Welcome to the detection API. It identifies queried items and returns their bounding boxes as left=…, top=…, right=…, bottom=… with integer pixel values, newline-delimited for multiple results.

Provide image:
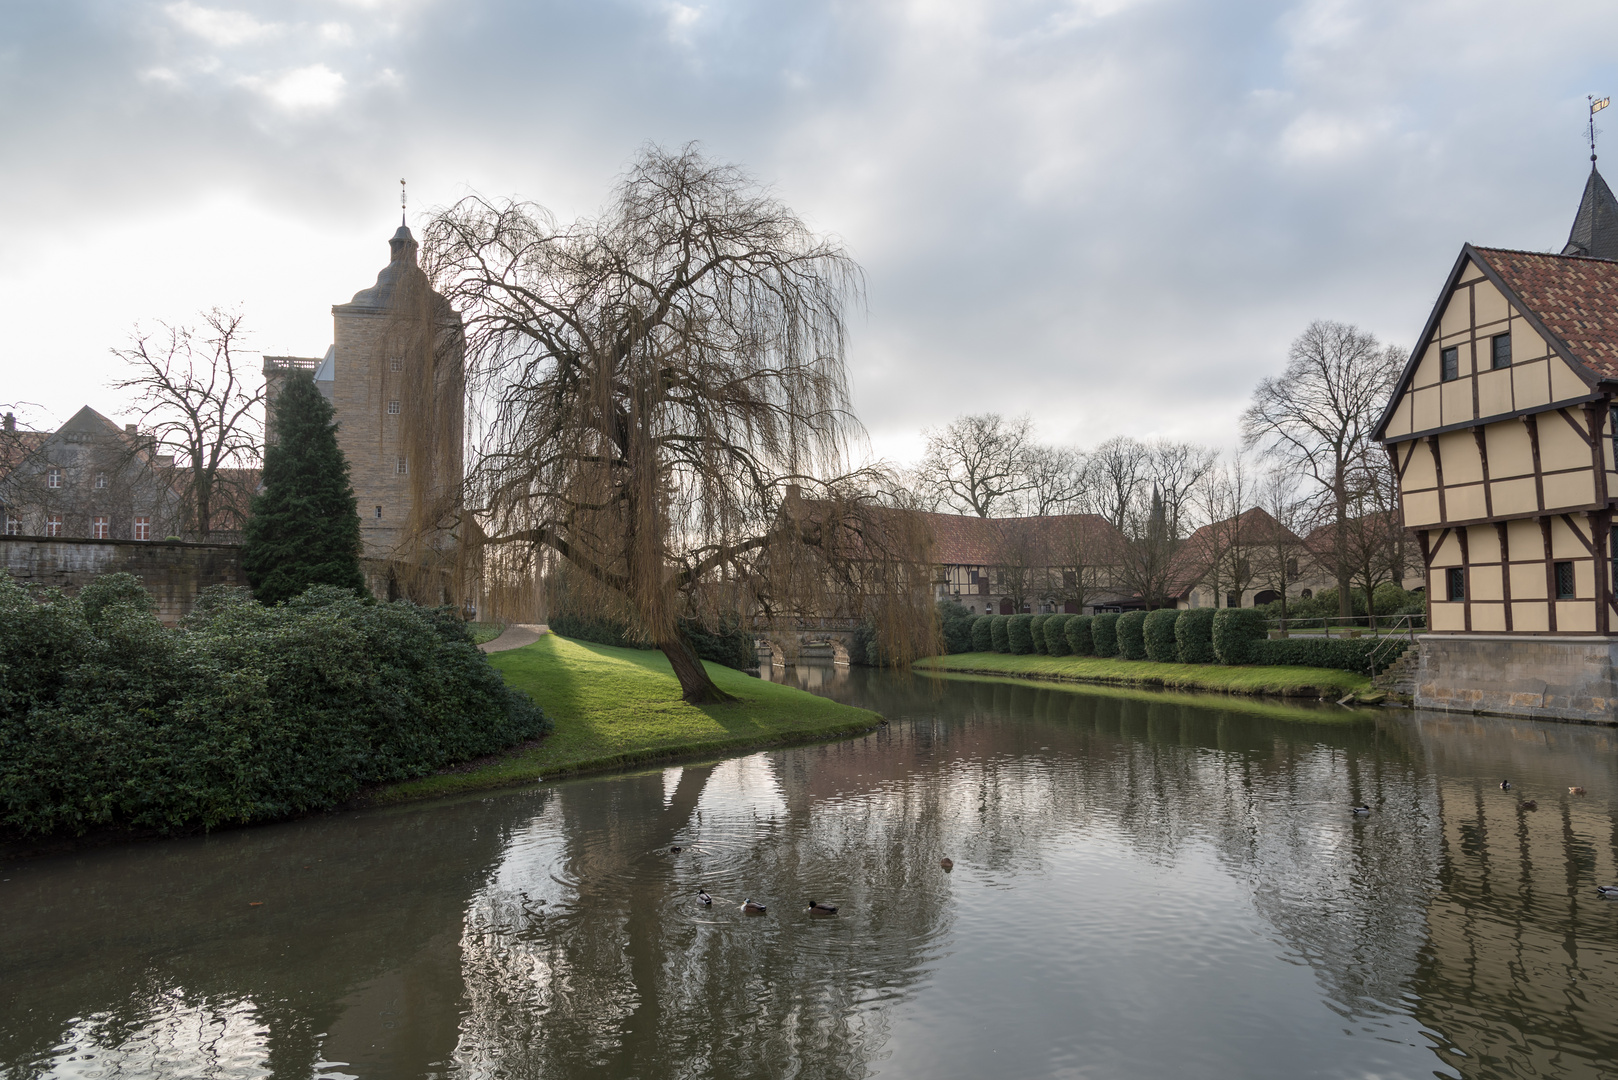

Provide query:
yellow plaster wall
left=1413, top=386, right=1441, bottom=430
left=1537, top=414, right=1590, bottom=471
left=1474, top=280, right=1509, bottom=325
left=1469, top=564, right=1503, bottom=601
left=1510, top=320, right=1547, bottom=361
left=1511, top=601, right=1550, bottom=631
left=1471, top=603, right=1507, bottom=631
left=1509, top=561, right=1547, bottom=601
left=1447, top=485, right=1487, bottom=520
left=1550, top=357, right=1589, bottom=401
left=1467, top=524, right=1502, bottom=562
left=1556, top=601, right=1596, bottom=632
left=1484, top=420, right=1532, bottom=475
left=1490, top=477, right=1537, bottom=516
left=1478, top=369, right=1513, bottom=417
left=1431, top=602, right=1465, bottom=631
left=1439, top=292, right=1470, bottom=338
left=1542, top=471, right=1595, bottom=510
left=1513, top=360, right=1550, bottom=409
left=1438, top=431, right=1482, bottom=483
left=1404, top=491, right=1441, bottom=526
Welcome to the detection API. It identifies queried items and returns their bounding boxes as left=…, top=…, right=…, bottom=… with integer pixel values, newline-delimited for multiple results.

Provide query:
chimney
left=3, top=413, right=13, bottom=434
left=124, top=423, right=137, bottom=435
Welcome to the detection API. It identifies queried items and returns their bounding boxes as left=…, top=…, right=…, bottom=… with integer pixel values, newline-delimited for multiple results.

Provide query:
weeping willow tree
left=418, top=145, right=937, bottom=702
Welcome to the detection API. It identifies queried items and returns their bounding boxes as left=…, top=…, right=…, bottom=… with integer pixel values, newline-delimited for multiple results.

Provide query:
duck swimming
left=1570, top=786, right=1588, bottom=795
left=1597, top=885, right=1618, bottom=899
left=742, top=899, right=767, bottom=915
left=1499, top=780, right=1512, bottom=790
left=1521, top=799, right=1538, bottom=811
left=807, top=900, right=839, bottom=916
left=939, top=857, right=954, bottom=871
left=670, top=846, right=683, bottom=855
left=697, top=889, right=712, bottom=906
left=1351, top=805, right=1371, bottom=815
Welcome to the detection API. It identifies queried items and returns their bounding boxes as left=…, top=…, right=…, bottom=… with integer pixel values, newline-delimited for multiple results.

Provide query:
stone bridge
left=753, top=619, right=861, bottom=666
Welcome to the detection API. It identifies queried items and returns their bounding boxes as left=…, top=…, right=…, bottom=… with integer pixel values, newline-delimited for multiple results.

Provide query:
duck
left=1351, top=805, right=1371, bottom=815
left=669, top=846, right=683, bottom=855
left=1597, top=885, right=1618, bottom=899
left=1522, top=800, right=1538, bottom=811
left=1499, top=780, right=1512, bottom=790
left=1570, top=786, right=1588, bottom=796
left=697, top=889, right=712, bottom=906
left=939, top=857, right=954, bottom=872
left=742, top=899, right=767, bottom=915
left=807, top=900, right=839, bottom=916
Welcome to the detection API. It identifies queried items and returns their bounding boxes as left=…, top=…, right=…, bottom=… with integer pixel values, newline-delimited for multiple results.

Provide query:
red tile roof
left=1473, top=247, right=1618, bottom=380
left=921, top=511, right=1122, bottom=567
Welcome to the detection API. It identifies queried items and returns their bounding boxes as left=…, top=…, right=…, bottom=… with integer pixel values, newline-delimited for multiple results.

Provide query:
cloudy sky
left=4, top=0, right=1616, bottom=464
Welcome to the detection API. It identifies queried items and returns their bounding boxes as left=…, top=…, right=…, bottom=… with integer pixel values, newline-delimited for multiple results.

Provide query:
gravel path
left=478, top=624, right=549, bottom=653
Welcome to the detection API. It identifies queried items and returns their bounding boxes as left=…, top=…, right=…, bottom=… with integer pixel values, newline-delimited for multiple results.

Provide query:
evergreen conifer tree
left=242, top=373, right=369, bottom=604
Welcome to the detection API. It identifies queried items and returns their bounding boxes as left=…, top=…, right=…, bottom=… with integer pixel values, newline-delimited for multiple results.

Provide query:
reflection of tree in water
left=0, top=795, right=532, bottom=1078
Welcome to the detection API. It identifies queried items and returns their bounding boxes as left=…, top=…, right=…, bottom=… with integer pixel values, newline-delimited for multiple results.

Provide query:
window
left=1062, top=570, right=1076, bottom=588
left=46, top=515, right=62, bottom=537
left=92, top=516, right=109, bottom=539
left=389, top=357, right=403, bottom=372
left=1555, top=560, right=1575, bottom=600
left=1440, top=346, right=1459, bottom=382
left=1286, top=556, right=1299, bottom=577
left=1227, top=591, right=1241, bottom=608
left=4, top=515, right=19, bottom=536
left=395, top=456, right=408, bottom=475
left=1300, top=588, right=1312, bottom=599
left=1445, top=567, right=1465, bottom=601
left=1491, top=333, right=1511, bottom=369
left=1611, top=406, right=1618, bottom=468
left=968, top=569, right=979, bottom=585
left=46, top=468, right=61, bottom=489
left=375, top=504, right=383, bottom=519
left=387, top=400, right=401, bottom=415
left=134, top=516, right=150, bottom=541
left=94, top=473, right=107, bottom=490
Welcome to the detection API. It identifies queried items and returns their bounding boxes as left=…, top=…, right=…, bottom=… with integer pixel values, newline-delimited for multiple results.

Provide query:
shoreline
left=914, top=652, right=1375, bottom=698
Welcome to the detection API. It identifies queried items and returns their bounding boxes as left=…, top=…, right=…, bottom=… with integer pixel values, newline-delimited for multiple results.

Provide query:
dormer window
left=46, top=468, right=61, bottom=489
left=1491, top=333, right=1511, bottom=369
left=1441, top=346, right=1459, bottom=382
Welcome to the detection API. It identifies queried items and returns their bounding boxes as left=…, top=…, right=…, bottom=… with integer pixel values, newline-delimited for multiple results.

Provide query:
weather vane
left=400, top=177, right=407, bottom=225
left=1590, top=95, right=1609, bottom=162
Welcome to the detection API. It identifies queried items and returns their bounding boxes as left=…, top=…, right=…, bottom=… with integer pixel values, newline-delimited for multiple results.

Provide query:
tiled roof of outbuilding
left=1473, top=246, right=1618, bottom=380
left=922, top=511, right=1121, bottom=566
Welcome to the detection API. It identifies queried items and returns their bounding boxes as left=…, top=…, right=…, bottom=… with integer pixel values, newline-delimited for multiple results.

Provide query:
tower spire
left=400, top=177, right=407, bottom=226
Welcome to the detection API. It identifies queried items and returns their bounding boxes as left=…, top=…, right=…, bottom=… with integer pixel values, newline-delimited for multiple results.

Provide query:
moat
left=3, top=670, right=1616, bottom=1079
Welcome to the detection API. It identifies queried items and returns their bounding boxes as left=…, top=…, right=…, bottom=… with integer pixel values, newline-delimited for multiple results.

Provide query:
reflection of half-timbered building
left=1376, top=164, right=1618, bottom=721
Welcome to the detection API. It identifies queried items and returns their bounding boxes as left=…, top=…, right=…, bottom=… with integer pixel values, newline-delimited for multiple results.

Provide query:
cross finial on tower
left=1590, top=95, right=1609, bottom=162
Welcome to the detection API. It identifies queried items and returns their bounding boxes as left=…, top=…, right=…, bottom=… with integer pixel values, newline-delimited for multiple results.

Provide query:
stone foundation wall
left=1415, top=634, right=1618, bottom=725
left=1, top=535, right=247, bottom=625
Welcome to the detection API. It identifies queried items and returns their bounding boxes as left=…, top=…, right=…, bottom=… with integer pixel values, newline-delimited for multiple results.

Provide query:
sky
left=4, top=0, right=1617, bottom=466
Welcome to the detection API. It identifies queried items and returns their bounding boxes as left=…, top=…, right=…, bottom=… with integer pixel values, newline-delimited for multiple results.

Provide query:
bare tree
left=916, top=413, right=1035, bottom=517
left=1088, top=435, right=1151, bottom=532
left=1051, top=514, right=1116, bottom=613
left=1022, top=444, right=1088, bottom=515
left=1241, top=320, right=1401, bottom=618
left=112, top=309, right=263, bottom=540
left=1252, top=467, right=1310, bottom=629
left=1147, top=439, right=1216, bottom=538
left=422, top=145, right=932, bottom=702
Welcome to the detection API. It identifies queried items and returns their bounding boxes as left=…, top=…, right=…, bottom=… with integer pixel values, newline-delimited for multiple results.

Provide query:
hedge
left=1007, top=614, right=1035, bottom=654
left=1064, top=615, right=1095, bottom=656
left=0, top=575, right=550, bottom=837
left=971, top=615, right=995, bottom=652
left=550, top=611, right=756, bottom=670
left=1029, top=614, right=1050, bottom=654
left=1143, top=609, right=1179, bottom=663
left=1091, top=612, right=1120, bottom=658
left=1043, top=614, right=1072, bottom=656
left=990, top=615, right=1011, bottom=653
left=1174, top=608, right=1217, bottom=664
left=1212, top=608, right=1269, bottom=665
left=1260, top=636, right=1409, bottom=674
left=1116, top=610, right=1148, bottom=660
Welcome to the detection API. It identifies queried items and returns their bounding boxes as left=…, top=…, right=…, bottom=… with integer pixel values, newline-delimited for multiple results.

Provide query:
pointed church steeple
left=1562, top=164, right=1618, bottom=259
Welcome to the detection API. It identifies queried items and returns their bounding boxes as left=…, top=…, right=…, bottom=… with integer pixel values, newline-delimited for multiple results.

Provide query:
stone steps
left=1372, top=646, right=1420, bottom=702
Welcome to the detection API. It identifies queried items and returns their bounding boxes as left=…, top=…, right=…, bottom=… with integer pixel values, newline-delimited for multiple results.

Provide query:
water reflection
left=2, top=674, right=1616, bottom=1078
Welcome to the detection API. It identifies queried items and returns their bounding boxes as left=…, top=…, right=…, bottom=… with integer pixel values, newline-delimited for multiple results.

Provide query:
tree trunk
left=658, top=628, right=736, bottom=704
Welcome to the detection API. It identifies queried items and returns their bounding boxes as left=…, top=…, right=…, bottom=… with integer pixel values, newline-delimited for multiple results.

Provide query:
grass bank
left=923, top=671, right=1369, bottom=724
left=914, top=651, right=1372, bottom=697
left=370, top=635, right=880, bottom=804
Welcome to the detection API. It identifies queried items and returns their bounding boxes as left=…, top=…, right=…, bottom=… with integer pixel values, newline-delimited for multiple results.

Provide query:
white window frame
left=46, top=468, right=61, bottom=489
left=395, top=456, right=408, bottom=475
left=387, top=400, right=401, bottom=415
left=46, top=515, right=63, bottom=537
left=134, top=516, right=151, bottom=541
left=92, top=516, right=109, bottom=539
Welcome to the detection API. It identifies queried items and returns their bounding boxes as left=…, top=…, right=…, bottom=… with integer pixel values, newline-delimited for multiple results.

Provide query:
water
left=3, top=669, right=1617, bottom=1079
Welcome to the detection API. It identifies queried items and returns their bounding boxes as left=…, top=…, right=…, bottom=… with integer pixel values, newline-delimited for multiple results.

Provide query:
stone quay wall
left=1415, top=634, right=1618, bottom=725
left=1, top=535, right=247, bottom=624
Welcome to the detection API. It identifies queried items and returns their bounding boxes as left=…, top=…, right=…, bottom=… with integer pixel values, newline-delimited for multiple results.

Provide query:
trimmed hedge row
left=956, top=603, right=1395, bottom=673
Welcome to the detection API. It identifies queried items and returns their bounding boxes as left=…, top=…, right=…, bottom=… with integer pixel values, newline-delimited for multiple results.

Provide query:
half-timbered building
left=1376, top=163, right=1618, bottom=721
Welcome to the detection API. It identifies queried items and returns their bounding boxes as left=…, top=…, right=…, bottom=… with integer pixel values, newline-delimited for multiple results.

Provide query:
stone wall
left=1, top=535, right=247, bottom=624
left=1415, top=634, right=1618, bottom=725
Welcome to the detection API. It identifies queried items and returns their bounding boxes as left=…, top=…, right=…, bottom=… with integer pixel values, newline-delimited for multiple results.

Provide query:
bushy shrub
left=1044, top=614, right=1072, bottom=656
left=0, top=575, right=550, bottom=837
left=679, top=616, right=759, bottom=671
left=939, top=601, right=979, bottom=655
left=1143, top=609, right=1179, bottom=662
left=1029, top=614, right=1050, bottom=654
left=1174, top=608, right=1217, bottom=664
left=1064, top=615, right=1095, bottom=656
left=1007, top=614, right=1035, bottom=654
left=1091, top=612, right=1120, bottom=657
left=971, top=615, right=994, bottom=652
left=990, top=615, right=1011, bottom=652
left=1259, top=636, right=1408, bottom=674
left=1212, top=608, right=1270, bottom=665
left=549, top=612, right=647, bottom=649
left=1116, top=610, right=1148, bottom=660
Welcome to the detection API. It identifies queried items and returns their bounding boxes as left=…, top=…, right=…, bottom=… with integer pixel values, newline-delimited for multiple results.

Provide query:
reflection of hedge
left=1212, top=608, right=1269, bottom=665
left=1029, top=614, right=1050, bottom=654
left=1043, top=614, right=1072, bottom=656
left=1261, top=636, right=1407, bottom=674
left=1116, top=610, right=1148, bottom=660
left=1007, top=614, right=1035, bottom=654
left=1091, top=613, right=1120, bottom=657
left=1064, top=615, right=1094, bottom=656
left=971, top=615, right=994, bottom=652
left=990, top=615, right=1011, bottom=653
left=1143, top=609, right=1179, bottom=662
left=1174, top=608, right=1217, bottom=664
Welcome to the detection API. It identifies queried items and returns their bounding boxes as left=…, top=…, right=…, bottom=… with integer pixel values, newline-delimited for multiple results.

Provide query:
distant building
left=1375, top=159, right=1618, bottom=721
left=926, top=511, right=1135, bottom=615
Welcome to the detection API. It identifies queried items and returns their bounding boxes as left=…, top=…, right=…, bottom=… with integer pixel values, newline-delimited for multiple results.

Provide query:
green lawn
left=466, top=621, right=507, bottom=645
left=914, top=651, right=1373, bottom=697
left=370, top=635, right=880, bottom=804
